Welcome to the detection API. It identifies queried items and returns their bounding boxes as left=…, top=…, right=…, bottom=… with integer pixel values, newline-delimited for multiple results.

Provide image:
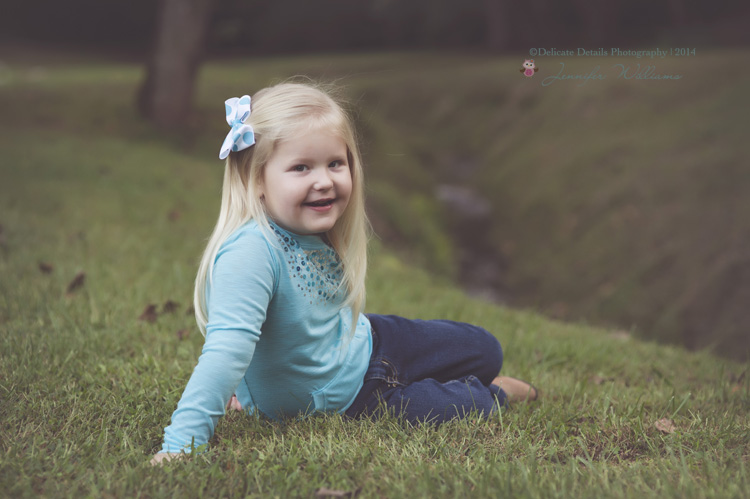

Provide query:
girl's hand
left=152, top=395, right=240, bottom=467
left=150, top=452, right=182, bottom=465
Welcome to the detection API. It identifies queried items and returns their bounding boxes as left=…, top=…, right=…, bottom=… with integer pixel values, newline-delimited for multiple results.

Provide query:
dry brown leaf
left=315, top=488, right=359, bottom=498
left=66, top=271, right=86, bottom=295
left=162, top=300, right=179, bottom=313
left=39, top=262, right=54, bottom=274
left=176, top=329, right=189, bottom=340
left=69, top=231, right=86, bottom=242
left=728, top=371, right=746, bottom=383
left=611, top=330, right=631, bottom=340
left=655, top=418, right=676, bottom=434
left=550, top=302, right=568, bottom=318
left=728, top=371, right=745, bottom=394
left=139, top=304, right=159, bottom=323
left=168, top=210, right=181, bottom=222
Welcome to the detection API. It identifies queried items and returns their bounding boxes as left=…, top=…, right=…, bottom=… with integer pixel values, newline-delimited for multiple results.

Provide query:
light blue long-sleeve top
left=161, top=219, right=372, bottom=453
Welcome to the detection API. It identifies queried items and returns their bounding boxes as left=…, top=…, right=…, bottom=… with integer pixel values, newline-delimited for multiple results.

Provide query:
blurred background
left=1, top=0, right=748, bottom=360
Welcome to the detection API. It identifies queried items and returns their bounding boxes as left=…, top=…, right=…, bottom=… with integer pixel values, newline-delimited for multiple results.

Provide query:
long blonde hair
left=194, top=82, right=370, bottom=336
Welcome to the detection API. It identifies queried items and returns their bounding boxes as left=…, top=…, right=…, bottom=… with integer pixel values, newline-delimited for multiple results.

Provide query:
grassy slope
left=191, top=51, right=750, bottom=358
left=338, top=51, right=750, bottom=359
left=3, top=49, right=747, bottom=358
left=0, top=52, right=748, bottom=497
left=472, top=53, right=750, bottom=359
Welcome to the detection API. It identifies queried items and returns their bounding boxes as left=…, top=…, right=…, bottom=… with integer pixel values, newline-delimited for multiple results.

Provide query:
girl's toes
left=492, top=376, right=539, bottom=402
left=226, top=394, right=242, bottom=412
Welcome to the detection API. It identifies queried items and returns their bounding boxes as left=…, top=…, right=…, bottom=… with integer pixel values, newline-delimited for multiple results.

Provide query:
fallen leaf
left=550, top=302, right=567, bottom=318
left=728, top=371, right=746, bottom=384
left=66, top=271, right=86, bottom=295
left=69, top=231, right=86, bottom=242
left=611, top=330, right=631, bottom=340
left=655, top=418, right=676, bottom=434
left=39, top=262, right=54, bottom=274
left=315, top=488, right=360, bottom=498
left=729, top=371, right=746, bottom=394
left=176, top=329, right=189, bottom=340
left=162, top=300, right=179, bottom=313
left=139, top=304, right=159, bottom=323
left=168, top=210, right=181, bottom=221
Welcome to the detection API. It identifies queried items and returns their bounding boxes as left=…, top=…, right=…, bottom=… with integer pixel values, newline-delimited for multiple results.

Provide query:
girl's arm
left=158, top=228, right=276, bottom=454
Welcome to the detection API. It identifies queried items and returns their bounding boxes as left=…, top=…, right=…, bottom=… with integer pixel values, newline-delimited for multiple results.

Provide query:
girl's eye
left=329, top=160, right=344, bottom=168
left=292, top=164, right=308, bottom=172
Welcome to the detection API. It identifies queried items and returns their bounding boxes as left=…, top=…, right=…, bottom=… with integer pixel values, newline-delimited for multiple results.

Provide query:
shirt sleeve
left=161, top=228, right=276, bottom=453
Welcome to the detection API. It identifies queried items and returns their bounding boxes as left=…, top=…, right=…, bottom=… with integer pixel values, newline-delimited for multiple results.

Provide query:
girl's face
left=260, top=126, right=352, bottom=235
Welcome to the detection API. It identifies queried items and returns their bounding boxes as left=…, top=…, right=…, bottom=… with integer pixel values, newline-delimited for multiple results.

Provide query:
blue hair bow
left=219, top=95, right=256, bottom=160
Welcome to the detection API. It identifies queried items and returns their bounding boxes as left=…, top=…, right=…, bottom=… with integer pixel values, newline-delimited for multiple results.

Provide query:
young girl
left=151, top=82, right=537, bottom=464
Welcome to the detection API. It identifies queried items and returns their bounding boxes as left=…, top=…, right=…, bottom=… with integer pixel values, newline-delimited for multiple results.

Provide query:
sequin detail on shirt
left=272, top=227, right=344, bottom=305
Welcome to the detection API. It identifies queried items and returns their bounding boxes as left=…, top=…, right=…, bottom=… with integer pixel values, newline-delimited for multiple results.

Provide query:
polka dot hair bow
left=219, top=95, right=255, bottom=160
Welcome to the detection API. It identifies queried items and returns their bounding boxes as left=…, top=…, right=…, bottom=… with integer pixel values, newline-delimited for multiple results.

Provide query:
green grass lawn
left=3, top=47, right=748, bottom=359
left=1, top=51, right=749, bottom=497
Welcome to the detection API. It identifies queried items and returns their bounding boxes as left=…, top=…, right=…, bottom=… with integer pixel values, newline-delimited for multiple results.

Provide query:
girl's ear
left=255, top=171, right=266, bottom=201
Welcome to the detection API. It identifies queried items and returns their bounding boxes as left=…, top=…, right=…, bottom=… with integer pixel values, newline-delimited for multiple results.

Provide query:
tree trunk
left=570, top=0, right=620, bottom=46
left=666, top=0, right=688, bottom=26
left=138, top=0, right=215, bottom=130
left=485, top=0, right=512, bottom=52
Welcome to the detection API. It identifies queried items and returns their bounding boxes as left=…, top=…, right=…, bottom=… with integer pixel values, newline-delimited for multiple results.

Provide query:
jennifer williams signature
left=541, top=62, right=683, bottom=86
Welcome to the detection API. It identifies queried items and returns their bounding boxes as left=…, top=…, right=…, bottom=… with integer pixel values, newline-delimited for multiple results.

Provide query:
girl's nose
left=313, top=168, right=334, bottom=190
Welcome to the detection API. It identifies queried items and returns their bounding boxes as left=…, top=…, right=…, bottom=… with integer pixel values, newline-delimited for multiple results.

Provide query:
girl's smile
left=304, top=198, right=335, bottom=211
left=260, top=127, right=352, bottom=235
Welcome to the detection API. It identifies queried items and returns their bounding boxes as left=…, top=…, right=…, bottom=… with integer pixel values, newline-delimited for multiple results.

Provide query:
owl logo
left=520, top=59, right=538, bottom=78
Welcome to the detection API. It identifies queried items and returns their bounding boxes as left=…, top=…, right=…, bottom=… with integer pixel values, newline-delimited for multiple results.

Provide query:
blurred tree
left=569, top=0, right=620, bottom=46
left=5, top=0, right=746, bottom=57
left=667, top=0, right=688, bottom=26
left=137, top=0, right=216, bottom=129
left=485, top=0, right=512, bottom=51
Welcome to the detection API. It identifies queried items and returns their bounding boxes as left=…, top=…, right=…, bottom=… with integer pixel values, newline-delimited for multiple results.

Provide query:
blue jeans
left=345, top=314, right=507, bottom=424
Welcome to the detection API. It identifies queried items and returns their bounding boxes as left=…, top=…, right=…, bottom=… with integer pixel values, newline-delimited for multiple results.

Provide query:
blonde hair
left=194, top=82, right=370, bottom=337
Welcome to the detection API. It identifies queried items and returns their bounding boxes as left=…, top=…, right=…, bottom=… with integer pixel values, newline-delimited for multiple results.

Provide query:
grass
left=1, top=49, right=749, bottom=497
left=3, top=47, right=748, bottom=359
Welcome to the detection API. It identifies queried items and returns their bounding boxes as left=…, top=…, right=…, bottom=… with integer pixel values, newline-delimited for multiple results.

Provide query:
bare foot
left=492, top=376, right=539, bottom=402
left=226, top=394, right=242, bottom=412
